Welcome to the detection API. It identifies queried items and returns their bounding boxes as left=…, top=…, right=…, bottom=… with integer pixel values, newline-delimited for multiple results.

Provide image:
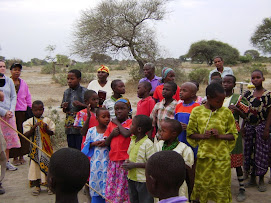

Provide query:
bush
left=129, top=66, right=143, bottom=82
left=188, top=68, right=209, bottom=84
left=69, top=62, right=95, bottom=73
left=237, top=63, right=268, bottom=75
left=239, top=55, right=252, bottom=63
left=41, top=63, right=62, bottom=74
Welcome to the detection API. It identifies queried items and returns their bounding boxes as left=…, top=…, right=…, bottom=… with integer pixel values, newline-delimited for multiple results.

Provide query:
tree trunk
left=129, top=45, right=144, bottom=76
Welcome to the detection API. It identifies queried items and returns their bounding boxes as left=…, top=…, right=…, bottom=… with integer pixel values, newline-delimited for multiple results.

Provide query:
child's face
left=114, top=102, right=129, bottom=121
left=114, top=81, right=125, bottom=94
left=87, top=93, right=99, bottom=108
left=160, top=121, right=176, bottom=141
left=222, top=76, right=235, bottom=92
left=137, top=83, right=147, bottom=98
left=32, top=104, right=44, bottom=118
left=0, top=61, right=6, bottom=74
left=162, top=83, right=175, bottom=99
left=251, top=71, right=264, bottom=87
left=211, top=75, right=221, bottom=81
left=67, top=73, right=80, bottom=89
left=129, top=119, right=139, bottom=135
left=207, top=92, right=225, bottom=110
left=10, top=67, right=21, bottom=79
left=164, top=71, right=175, bottom=83
left=97, top=110, right=110, bottom=126
left=180, top=84, right=193, bottom=101
left=214, top=58, right=224, bottom=69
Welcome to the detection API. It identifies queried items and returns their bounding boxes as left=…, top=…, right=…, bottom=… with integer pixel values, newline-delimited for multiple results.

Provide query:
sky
left=0, top=0, right=270, bottom=62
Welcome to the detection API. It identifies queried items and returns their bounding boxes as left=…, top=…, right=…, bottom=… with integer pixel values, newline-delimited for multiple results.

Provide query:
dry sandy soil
left=1, top=66, right=271, bottom=202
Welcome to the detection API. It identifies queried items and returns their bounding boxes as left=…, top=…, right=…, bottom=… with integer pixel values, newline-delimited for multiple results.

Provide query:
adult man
left=139, top=63, right=161, bottom=96
left=208, top=56, right=234, bottom=84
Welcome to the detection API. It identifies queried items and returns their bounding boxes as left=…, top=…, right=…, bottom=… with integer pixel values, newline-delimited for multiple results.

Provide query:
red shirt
left=153, top=84, right=180, bottom=102
left=136, top=96, right=156, bottom=116
left=103, top=119, right=132, bottom=161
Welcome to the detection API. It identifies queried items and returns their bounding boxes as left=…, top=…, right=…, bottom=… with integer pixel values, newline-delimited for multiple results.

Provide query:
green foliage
left=31, top=58, right=48, bottom=66
left=91, top=52, right=112, bottom=63
left=244, top=49, right=260, bottom=60
left=41, top=63, right=62, bottom=74
left=129, top=66, right=143, bottom=82
left=188, top=68, right=209, bottom=84
left=52, top=72, right=95, bottom=86
left=237, top=63, right=268, bottom=75
left=56, top=54, right=70, bottom=66
left=239, top=55, right=252, bottom=63
left=69, top=62, right=95, bottom=73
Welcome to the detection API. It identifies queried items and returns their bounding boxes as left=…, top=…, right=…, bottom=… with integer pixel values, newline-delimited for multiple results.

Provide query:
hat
left=10, top=63, right=22, bottom=70
left=97, top=65, right=109, bottom=74
left=161, top=67, right=173, bottom=79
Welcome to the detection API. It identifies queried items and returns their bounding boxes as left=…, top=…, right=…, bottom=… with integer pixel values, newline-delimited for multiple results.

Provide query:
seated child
left=48, top=148, right=90, bottom=203
left=122, top=115, right=155, bottom=203
left=155, top=119, right=194, bottom=200
left=103, top=79, right=125, bottom=119
left=145, top=150, right=187, bottom=203
left=150, top=81, right=178, bottom=140
left=23, top=100, right=55, bottom=196
left=82, top=108, right=110, bottom=203
left=136, top=81, right=155, bottom=116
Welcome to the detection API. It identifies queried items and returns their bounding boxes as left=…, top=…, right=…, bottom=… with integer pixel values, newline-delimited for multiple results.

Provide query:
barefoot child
left=243, top=70, right=271, bottom=192
left=145, top=151, right=187, bottom=203
left=122, top=115, right=155, bottom=203
left=23, top=100, right=55, bottom=196
left=136, top=81, right=155, bottom=116
left=82, top=108, right=110, bottom=203
left=61, top=69, right=87, bottom=150
left=104, top=98, right=132, bottom=202
left=186, top=83, right=238, bottom=203
left=222, top=75, right=249, bottom=201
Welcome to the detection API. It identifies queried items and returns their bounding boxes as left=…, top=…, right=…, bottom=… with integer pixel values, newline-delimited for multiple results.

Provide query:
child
left=210, top=72, right=222, bottom=85
left=186, top=83, right=238, bottom=203
left=150, top=81, right=178, bottom=140
left=82, top=108, right=110, bottom=203
left=122, top=115, right=155, bottom=203
left=222, top=75, right=249, bottom=201
left=61, top=69, right=87, bottom=150
left=145, top=150, right=187, bottom=203
left=48, top=148, right=90, bottom=203
left=136, top=81, right=155, bottom=116
left=104, top=98, right=132, bottom=203
left=190, top=81, right=203, bottom=104
left=155, top=119, right=194, bottom=200
left=153, top=67, right=180, bottom=102
left=74, top=90, right=99, bottom=149
left=243, top=70, right=271, bottom=192
left=23, top=100, right=55, bottom=196
left=103, top=79, right=125, bottom=119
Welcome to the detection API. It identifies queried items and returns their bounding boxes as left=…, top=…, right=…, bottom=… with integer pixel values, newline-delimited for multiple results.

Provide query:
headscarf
left=97, top=65, right=109, bottom=74
left=161, top=67, right=173, bottom=80
left=115, top=98, right=132, bottom=113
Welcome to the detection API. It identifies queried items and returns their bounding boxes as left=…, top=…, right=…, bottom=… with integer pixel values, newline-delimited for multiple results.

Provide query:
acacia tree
left=251, top=17, right=271, bottom=54
left=244, top=49, right=260, bottom=60
left=73, top=0, right=168, bottom=73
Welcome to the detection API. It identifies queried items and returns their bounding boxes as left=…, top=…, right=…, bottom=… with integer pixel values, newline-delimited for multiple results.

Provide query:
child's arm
left=104, top=127, right=119, bottom=146
left=111, top=118, right=131, bottom=138
left=122, top=160, right=146, bottom=171
left=263, top=107, right=271, bottom=140
left=43, top=123, right=54, bottom=135
left=24, top=122, right=41, bottom=137
left=189, top=130, right=212, bottom=140
left=211, top=129, right=235, bottom=140
left=73, top=100, right=87, bottom=108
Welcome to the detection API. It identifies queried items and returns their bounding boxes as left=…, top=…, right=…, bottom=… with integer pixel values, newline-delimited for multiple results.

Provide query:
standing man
left=208, top=56, right=234, bottom=84
left=139, top=63, right=161, bottom=96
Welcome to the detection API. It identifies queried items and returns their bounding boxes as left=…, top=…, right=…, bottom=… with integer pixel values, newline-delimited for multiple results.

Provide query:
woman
left=87, top=65, right=111, bottom=106
left=0, top=60, right=21, bottom=171
left=9, top=63, right=32, bottom=165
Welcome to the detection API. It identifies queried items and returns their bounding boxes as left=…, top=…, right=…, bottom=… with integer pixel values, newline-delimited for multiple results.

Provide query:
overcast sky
left=0, top=0, right=270, bottom=62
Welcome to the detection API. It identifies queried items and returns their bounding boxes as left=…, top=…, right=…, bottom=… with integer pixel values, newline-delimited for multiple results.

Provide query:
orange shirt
left=153, top=84, right=180, bottom=102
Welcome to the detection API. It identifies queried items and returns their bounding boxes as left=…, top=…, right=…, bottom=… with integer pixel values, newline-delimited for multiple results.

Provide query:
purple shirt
left=139, top=75, right=162, bottom=93
left=159, top=196, right=188, bottom=203
left=15, top=78, right=32, bottom=111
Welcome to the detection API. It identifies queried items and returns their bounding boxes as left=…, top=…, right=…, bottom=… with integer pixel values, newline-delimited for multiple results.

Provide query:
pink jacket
left=15, top=78, right=32, bottom=111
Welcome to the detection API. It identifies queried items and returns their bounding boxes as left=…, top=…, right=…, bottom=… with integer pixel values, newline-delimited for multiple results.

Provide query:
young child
left=190, top=81, right=203, bottom=104
left=153, top=67, right=180, bottom=103
left=103, top=79, right=125, bottom=119
left=186, top=83, right=238, bottom=203
left=61, top=69, right=87, bottom=150
left=73, top=90, right=99, bottom=149
left=222, top=75, right=249, bottom=201
left=243, top=70, right=271, bottom=192
left=122, top=115, right=155, bottom=203
left=23, top=100, right=55, bottom=196
left=136, top=81, right=155, bottom=116
left=145, top=150, right=187, bottom=203
left=82, top=108, right=110, bottom=203
left=48, top=148, right=90, bottom=203
left=155, top=119, right=194, bottom=200
left=210, top=72, right=222, bottom=85
left=104, top=98, right=132, bottom=203
left=150, top=81, right=178, bottom=140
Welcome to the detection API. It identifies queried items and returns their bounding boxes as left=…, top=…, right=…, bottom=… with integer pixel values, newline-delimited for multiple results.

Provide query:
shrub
left=237, top=63, right=268, bottom=76
left=239, top=55, right=252, bottom=63
left=188, top=68, right=209, bottom=84
left=41, top=63, right=62, bottom=74
left=129, top=66, right=143, bottom=82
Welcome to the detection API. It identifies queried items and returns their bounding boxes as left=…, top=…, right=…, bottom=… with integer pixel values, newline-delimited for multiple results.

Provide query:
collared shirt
left=139, top=75, right=162, bottom=93
left=103, top=96, right=118, bottom=119
left=136, top=96, right=156, bottom=116
left=208, top=67, right=234, bottom=84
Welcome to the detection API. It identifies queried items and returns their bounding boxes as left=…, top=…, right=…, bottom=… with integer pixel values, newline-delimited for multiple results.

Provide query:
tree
left=251, top=17, right=271, bottom=54
left=73, top=0, right=168, bottom=73
left=91, top=52, right=112, bottom=63
left=244, top=49, right=260, bottom=60
left=56, top=54, right=70, bottom=67
left=186, top=40, right=240, bottom=65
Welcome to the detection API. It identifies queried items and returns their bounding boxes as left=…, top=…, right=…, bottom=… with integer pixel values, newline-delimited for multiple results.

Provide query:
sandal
left=47, top=188, right=54, bottom=195
left=32, top=187, right=41, bottom=196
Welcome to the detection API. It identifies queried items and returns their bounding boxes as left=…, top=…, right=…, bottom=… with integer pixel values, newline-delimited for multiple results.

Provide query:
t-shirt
left=87, top=80, right=112, bottom=99
left=153, top=84, right=180, bottom=102
left=103, top=119, right=132, bottom=161
left=208, top=67, right=233, bottom=84
left=103, top=96, right=118, bottom=119
left=136, top=96, right=156, bottom=116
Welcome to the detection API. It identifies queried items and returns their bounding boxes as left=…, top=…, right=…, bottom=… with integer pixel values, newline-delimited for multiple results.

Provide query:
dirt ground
left=1, top=66, right=271, bottom=202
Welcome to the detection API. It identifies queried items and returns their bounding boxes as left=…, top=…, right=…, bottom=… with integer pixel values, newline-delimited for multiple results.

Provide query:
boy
left=150, top=81, right=178, bottom=140
left=145, top=150, right=187, bottom=203
left=61, top=69, right=87, bottom=150
left=136, top=81, right=155, bottom=116
left=48, top=148, right=90, bottom=203
left=103, top=79, right=126, bottom=119
left=210, top=72, right=222, bottom=85
left=122, top=115, right=155, bottom=203
left=23, top=100, right=55, bottom=196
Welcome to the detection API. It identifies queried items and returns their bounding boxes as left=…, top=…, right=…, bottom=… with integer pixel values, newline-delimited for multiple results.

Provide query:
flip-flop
left=32, top=187, right=41, bottom=196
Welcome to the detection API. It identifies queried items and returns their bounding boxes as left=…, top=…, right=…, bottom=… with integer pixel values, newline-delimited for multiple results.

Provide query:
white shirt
left=87, top=80, right=112, bottom=99
left=208, top=67, right=234, bottom=84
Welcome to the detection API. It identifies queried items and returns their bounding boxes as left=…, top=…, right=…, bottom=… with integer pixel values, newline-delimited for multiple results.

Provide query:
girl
left=243, top=70, right=271, bottom=192
left=82, top=108, right=110, bottom=203
left=153, top=67, right=180, bottom=102
left=104, top=98, right=132, bottom=203
left=186, top=83, right=238, bottom=203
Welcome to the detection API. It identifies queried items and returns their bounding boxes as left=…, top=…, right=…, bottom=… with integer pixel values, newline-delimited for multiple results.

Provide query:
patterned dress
left=187, top=105, right=238, bottom=203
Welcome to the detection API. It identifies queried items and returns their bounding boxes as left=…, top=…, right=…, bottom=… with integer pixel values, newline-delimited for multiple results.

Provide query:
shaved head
left=181, top=82, right=197, bottom=95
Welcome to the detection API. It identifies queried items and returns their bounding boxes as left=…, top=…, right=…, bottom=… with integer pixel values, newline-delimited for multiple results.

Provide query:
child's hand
left=203, top=130, right=212, bottom=139
left=110, top=127, right=120, bottom=137
left=43, top=123, right=49, bottom=133
left=122, top=160, right=135, bottom=171
left=211, top=129, right=219, bottom=138
left=61, top=102, right=68, bottom=112
left=73, top=100, right=82, bottom=107
left=97, top=140, right=106, bottom=147
left=180, top=122, right=187, bottom=131
left=5, top=111, right=13, bottom=118
left=111, top=118, right=120, bottom=126
left=91, top=141, right=103, bottom=146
